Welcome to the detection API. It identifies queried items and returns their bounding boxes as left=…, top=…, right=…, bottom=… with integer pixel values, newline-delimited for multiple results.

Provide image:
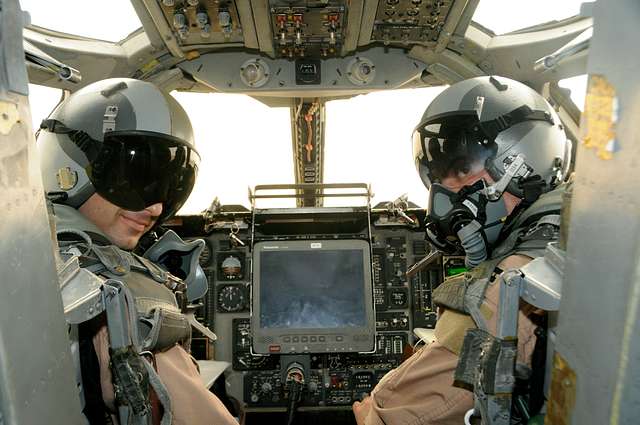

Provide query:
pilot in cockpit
left=37, top=77, right=238, bottom=425
left=354, top=76, right=571, bottom=425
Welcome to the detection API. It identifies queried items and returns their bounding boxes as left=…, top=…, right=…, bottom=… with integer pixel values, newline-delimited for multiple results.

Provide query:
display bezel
left=251, top=239, right=375, bottom=354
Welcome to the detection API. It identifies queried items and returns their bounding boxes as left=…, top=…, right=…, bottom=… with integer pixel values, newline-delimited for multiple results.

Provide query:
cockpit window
left=559, top=75, right=588, bottom=112
left=20, top=0, right=142, bottom=42
left=173, top=92, right=294, bottom=213
left=472, top=0, right=584, bottom=35
left=28, top=84, right=62, bottom=131
left=324, top=87, right=445, bottom=208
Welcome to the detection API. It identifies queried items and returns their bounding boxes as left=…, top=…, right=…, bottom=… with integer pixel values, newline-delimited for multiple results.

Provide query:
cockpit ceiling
left=22, top=0, right=592, bottom=99
left=148, top=0, right=455, bottom=58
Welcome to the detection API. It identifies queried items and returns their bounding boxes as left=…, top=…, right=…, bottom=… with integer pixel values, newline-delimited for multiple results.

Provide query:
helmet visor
left=412, top=112, right=495, bottom=188
left=87, top=131, right=199, bottom=220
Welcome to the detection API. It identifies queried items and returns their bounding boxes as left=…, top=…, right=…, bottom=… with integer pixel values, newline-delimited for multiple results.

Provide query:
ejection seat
left=463, top=242, right=564, bottom=425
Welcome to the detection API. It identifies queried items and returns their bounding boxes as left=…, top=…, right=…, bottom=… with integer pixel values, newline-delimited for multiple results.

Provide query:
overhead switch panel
left=157, top=0, right=243, bottom=46
left=372, top=0, right=453, bottom=45
left=269, top=0, right=347, bottom=59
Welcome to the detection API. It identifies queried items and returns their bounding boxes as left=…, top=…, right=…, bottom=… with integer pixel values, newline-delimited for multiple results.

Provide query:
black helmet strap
left=40, top=119, right=102, bottom=161
left=478, top=104, right=555, bottom=140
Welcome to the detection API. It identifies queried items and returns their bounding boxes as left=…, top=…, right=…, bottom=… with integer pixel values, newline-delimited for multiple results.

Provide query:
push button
left=269, top=345, right=281, bottom=353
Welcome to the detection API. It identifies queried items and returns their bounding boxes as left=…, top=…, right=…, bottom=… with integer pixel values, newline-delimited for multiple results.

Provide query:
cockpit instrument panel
left=171, top=206, right=445, bottom=414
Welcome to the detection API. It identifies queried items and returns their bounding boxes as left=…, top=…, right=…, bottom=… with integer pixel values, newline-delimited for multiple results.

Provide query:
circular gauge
left=221, top=255, right=243, bottom=279
left=218, top=284, right=246, bottom=312
left=199, top=243, right=211, bottom=267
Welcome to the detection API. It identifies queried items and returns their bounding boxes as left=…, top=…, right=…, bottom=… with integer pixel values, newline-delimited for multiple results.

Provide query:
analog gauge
left=221, top=255, right=243, bottom=279
left=217, top=284, right=246, bottom=312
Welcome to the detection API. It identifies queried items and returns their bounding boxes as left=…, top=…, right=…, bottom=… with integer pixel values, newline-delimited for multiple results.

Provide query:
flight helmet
left=412, top=76, right=571, bottom=265
left=37, top=78, right=199, bottom=222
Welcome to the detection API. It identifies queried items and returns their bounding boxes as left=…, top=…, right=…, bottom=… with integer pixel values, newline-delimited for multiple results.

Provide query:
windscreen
left=259, top=250, right=366, bottom=329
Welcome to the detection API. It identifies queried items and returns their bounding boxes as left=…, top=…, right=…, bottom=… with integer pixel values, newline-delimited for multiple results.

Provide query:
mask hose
left=456, top=220, right=488, bottom=269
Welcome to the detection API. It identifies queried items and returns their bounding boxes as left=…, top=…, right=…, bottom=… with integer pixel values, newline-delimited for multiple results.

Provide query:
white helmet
left=38, top=78, right=199, bottom=221
left=411, top=76, right=571, bottom=263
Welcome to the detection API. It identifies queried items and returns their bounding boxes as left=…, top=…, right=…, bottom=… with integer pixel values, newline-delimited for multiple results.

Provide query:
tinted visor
left=412, top=112, right=495, bottom=188
left=87, top=131, right=199, bottom=220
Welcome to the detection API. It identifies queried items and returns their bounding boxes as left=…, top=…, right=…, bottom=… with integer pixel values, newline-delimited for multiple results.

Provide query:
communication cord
left=285, top=364, right=305, bottom=425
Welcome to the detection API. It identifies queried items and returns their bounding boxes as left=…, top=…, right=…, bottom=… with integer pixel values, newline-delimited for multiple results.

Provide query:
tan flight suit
left=362, top=255, right=538, bottom=425
left=55, top=204, right=238, bottom=425
left=94, top=327, right=238, bottom=425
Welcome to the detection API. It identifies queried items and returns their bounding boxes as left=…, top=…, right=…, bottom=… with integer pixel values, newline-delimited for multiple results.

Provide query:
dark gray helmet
left=37, top=78, right=199, bottom=221
left=412, top=76, right=571, bottom=198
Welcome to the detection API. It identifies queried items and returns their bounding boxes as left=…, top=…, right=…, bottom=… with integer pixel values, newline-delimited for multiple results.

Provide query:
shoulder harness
left=57, top=229, right=195, bottom=425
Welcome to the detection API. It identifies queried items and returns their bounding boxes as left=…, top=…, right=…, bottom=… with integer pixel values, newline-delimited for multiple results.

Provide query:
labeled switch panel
left=372, top=0, right=454, bottom=45
left=158, top=0, right=243, bottom=45
left=270, top=1, right=347, bottom=58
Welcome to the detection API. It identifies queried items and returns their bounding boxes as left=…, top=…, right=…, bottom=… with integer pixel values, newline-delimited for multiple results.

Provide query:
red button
left=269, top=345, right=281, bottom=353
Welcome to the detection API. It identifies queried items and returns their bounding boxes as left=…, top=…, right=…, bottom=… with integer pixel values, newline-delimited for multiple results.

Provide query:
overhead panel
left=178, top=47, right=427, bottom=96
left=372, top=0, right=453, bottom=45
left=268, top=0, right=347, bottom=59
left=156, top=0, right=243, bottom=47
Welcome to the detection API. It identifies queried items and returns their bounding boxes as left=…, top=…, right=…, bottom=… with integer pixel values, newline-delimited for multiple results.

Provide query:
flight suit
left=54, top=204, right=238, bottom=425
left=357, top=186, right=564, bottom=425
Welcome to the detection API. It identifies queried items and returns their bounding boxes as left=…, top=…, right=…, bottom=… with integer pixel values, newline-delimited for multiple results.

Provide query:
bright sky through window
left=324, top=88, right=445, bottom=207
left=20, top=0, right=142, bottom=42
left=171, top=92, right=294, bottom=213
left=472, top=0, right=584, bottom=34
left=24, top=1, right=589, bottom=213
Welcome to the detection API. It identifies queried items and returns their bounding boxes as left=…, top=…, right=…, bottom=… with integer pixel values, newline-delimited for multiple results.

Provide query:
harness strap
left=433, top=256, right=505, bottom=331
left=140, top=308, right=191, bottom=353
left=93, top=245, right=131, bottom=276
left=104, top=280, right=150, bottom=424
left=141, top=357, right=173, bottom=425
